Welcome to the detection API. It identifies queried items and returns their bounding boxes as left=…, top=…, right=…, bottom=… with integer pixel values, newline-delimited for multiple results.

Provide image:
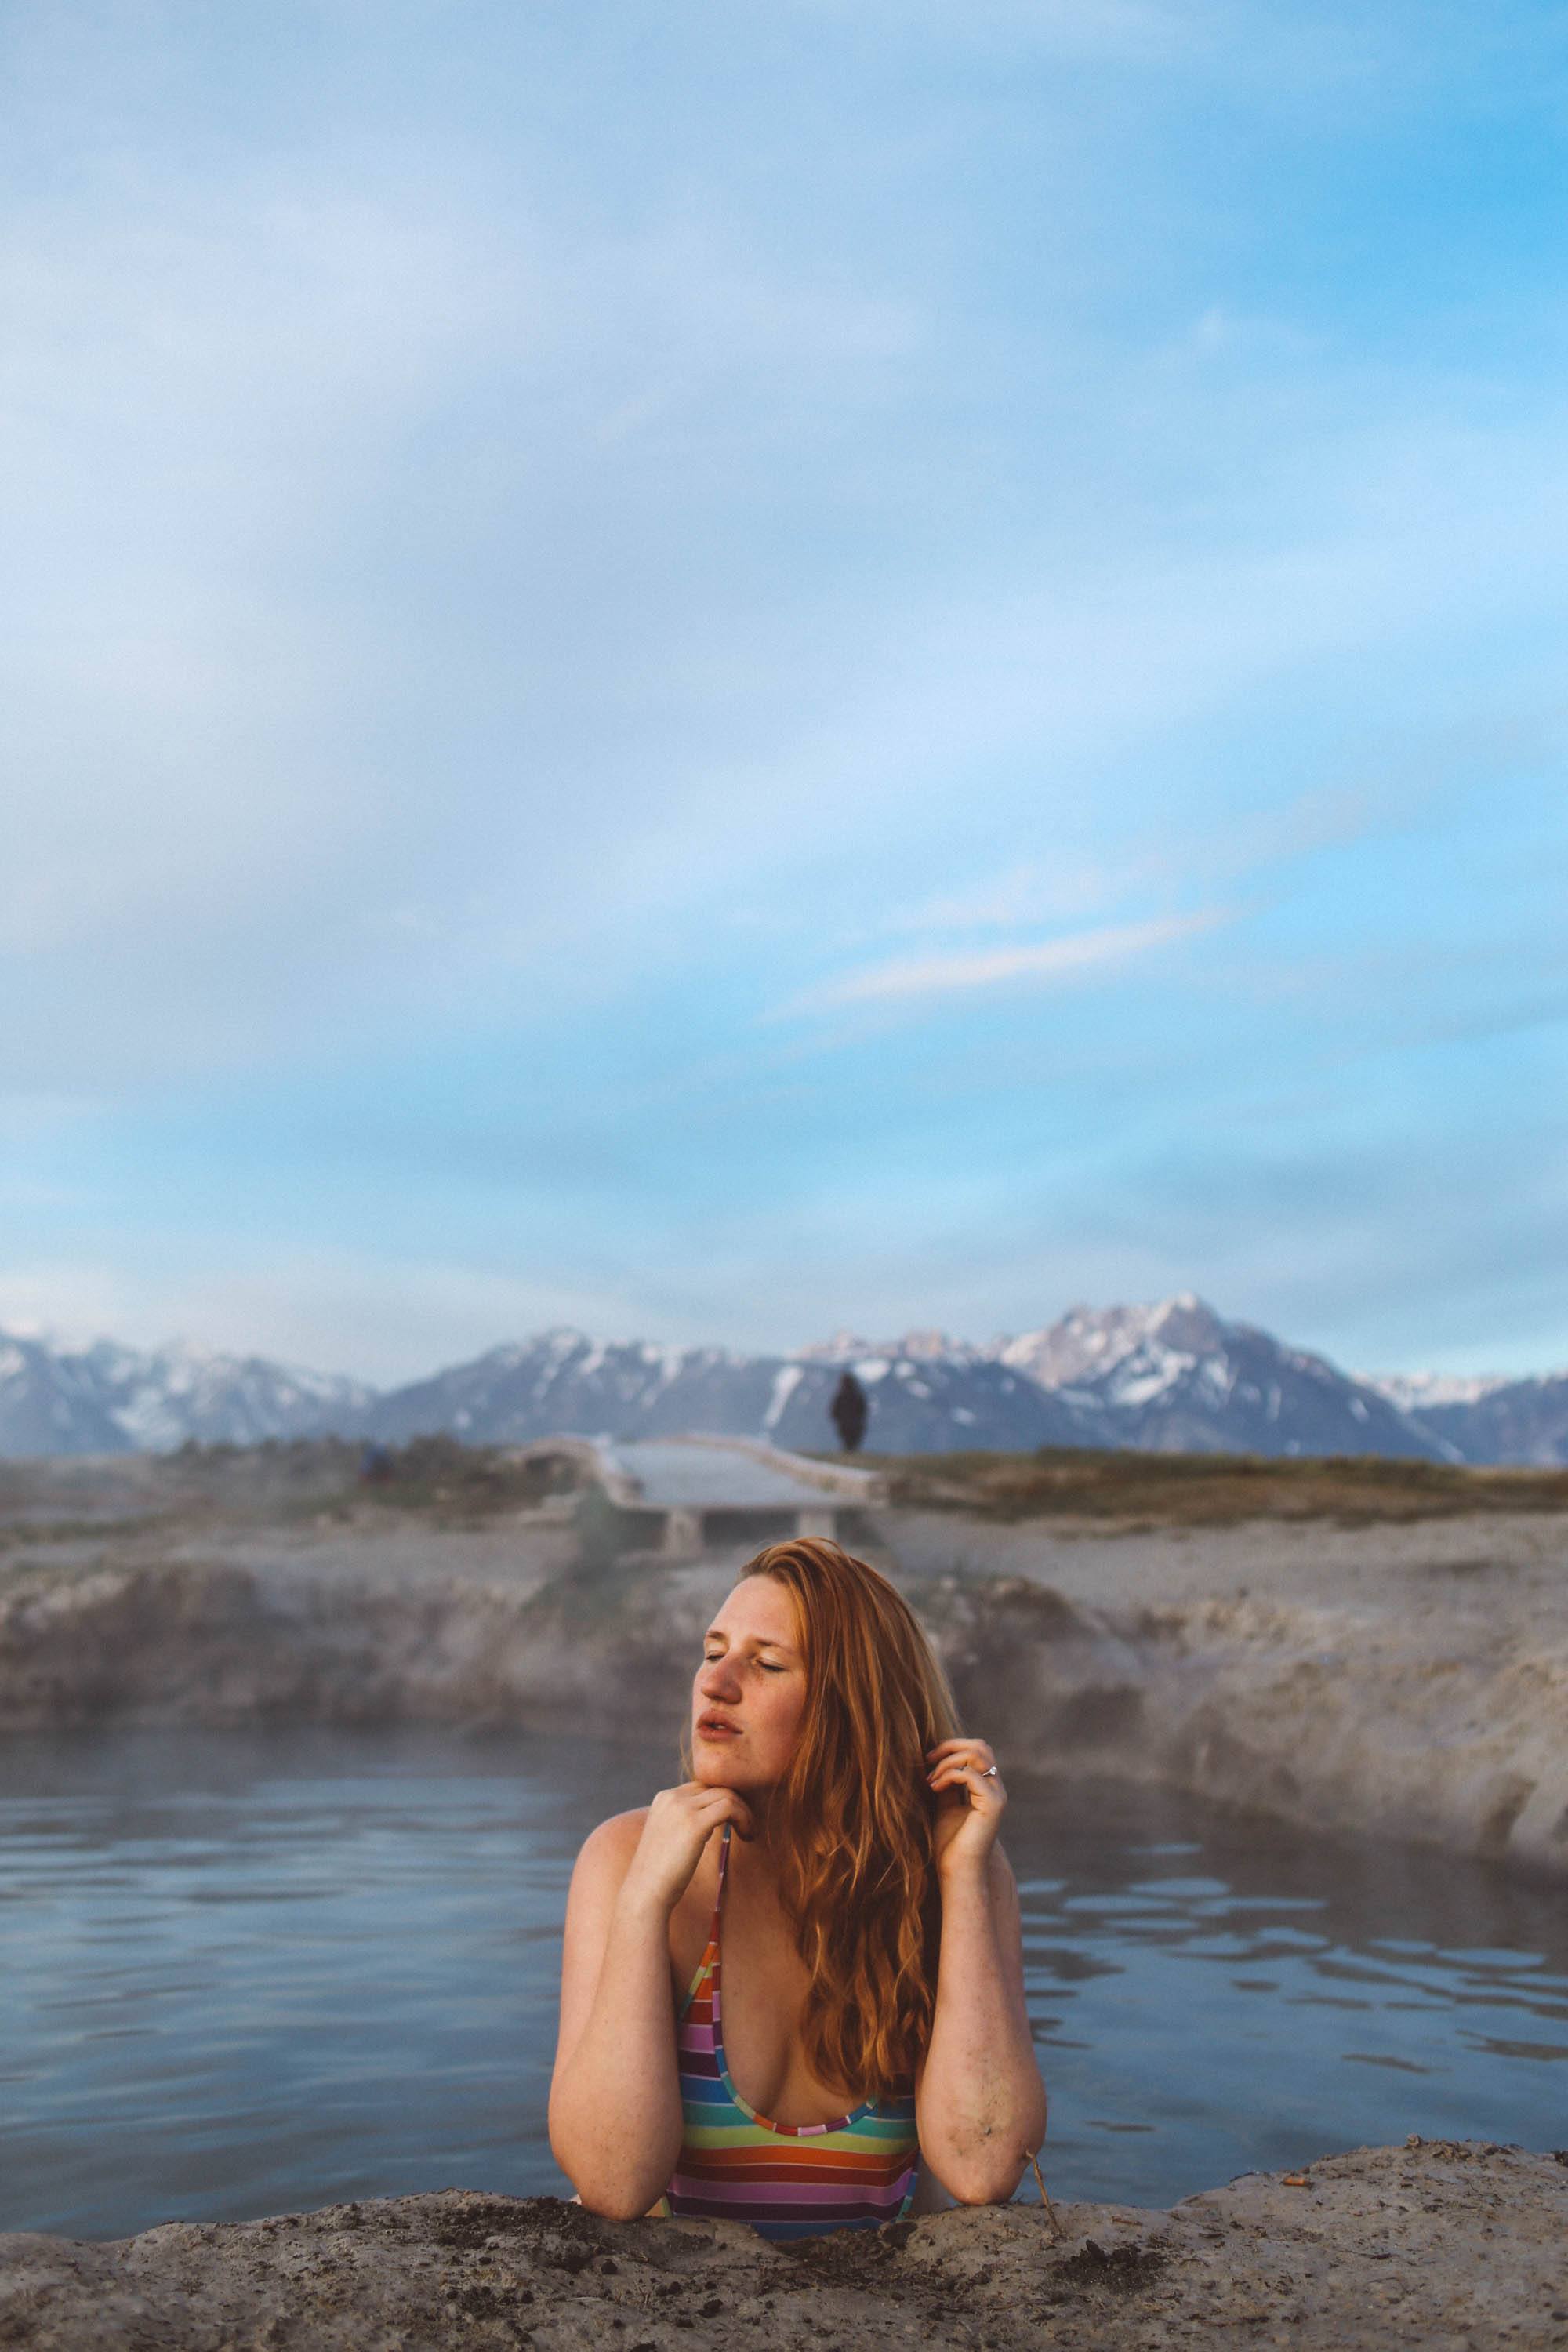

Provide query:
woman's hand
left=926, top=1737, right=1007, bottom=1879
left=619, top=1780, right=756, bottom=1918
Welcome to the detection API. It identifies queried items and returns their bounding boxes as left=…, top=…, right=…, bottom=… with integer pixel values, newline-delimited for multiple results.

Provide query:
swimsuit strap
left=710, top=1819, right=732, bottom=1938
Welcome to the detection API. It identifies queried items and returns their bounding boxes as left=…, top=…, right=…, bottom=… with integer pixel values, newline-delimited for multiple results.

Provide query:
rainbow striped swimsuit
left=660, top=1823, right=921, bottom=2241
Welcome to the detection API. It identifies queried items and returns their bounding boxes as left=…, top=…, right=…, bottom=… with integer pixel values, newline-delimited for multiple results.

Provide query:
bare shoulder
left=571, top=1806, right=648, bottom=1891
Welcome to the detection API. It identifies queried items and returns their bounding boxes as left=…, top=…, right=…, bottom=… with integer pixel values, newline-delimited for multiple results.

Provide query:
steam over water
left=2, top=1730, right=1564, bottom=2240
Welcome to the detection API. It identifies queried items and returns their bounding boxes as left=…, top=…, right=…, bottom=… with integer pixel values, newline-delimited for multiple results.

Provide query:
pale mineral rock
left=2, top=1501, right=1566, bottom=1878
left=2, top=2141, right=1565, bottom=2350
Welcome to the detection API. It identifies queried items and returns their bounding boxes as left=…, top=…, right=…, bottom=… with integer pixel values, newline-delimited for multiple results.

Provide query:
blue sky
left=2, top=0, right=1565, bottom=1383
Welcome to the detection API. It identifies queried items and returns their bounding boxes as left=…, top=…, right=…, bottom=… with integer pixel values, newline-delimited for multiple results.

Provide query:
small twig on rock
left=1029, top=2151, right=1064, bottom=2238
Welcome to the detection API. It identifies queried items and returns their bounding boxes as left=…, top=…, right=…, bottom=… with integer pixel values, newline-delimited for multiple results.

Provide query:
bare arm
left=914, top=1742, right=1047, bottom=2205
left=548, top=1784, right=753, bottom=2222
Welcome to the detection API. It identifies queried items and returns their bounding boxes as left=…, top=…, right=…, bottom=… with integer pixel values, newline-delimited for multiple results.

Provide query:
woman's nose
left=699, top=1659, right=741, bottom=1700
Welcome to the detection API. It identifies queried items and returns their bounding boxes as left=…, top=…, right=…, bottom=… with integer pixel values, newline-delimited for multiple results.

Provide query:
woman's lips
left=696, top=1716, right=741, bottom=1737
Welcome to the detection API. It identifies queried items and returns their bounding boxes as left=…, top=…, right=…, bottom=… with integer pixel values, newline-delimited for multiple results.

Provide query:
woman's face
left=690, top=1574, right=808, bottom=1791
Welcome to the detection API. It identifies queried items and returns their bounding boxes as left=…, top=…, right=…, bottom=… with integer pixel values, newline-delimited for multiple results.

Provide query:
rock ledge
left=4, top=2140, right=1566, bottom=2349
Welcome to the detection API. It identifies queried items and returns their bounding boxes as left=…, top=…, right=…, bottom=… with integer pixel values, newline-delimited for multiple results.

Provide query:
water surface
left=2, top=1730, right=1563, bottom=2238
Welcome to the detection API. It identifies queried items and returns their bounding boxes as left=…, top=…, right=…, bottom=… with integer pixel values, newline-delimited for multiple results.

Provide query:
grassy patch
left=140, top=1434, right=574, bottom=1524
left=348, top=1435, right=571, bottom=1520
left=834, top=1446, right=1568, bottom=1527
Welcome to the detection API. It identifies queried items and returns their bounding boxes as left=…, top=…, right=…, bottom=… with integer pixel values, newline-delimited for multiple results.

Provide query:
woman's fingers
left=716, top=1788, right=757, bottom=1841
left=630, top=1781, right=755, bottom=1911
left=926, top=1738, right=999, bottom=1786
left=926, top=1738, right=996, bottom=1774
left=927, top=1759, right=1003, bottom=1788
left=682, top=1779, right=757, bottom=1840
left=927, top=1760, right=1006, bottom=1805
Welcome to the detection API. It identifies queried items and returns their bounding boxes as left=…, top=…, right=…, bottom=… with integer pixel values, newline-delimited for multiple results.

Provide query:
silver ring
left=981, top=1765, right=1000, bottom=1779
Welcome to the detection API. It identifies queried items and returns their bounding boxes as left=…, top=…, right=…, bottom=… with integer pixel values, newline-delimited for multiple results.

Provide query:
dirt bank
left=3, top=2140, right=1564, bottom=2349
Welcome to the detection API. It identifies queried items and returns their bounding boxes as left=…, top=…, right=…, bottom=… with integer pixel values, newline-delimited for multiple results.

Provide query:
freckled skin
left=689, top=1577, right=808, bottom=1793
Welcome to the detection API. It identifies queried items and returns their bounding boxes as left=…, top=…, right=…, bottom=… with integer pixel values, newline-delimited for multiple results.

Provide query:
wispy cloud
left=773, top=910, right=1229, bottom=1015
left=867, top=759, right=1506, bottom=961
left=882, top=855, right=1153, bottom=933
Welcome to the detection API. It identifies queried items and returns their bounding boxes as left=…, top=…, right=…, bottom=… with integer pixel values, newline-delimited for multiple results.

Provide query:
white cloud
left=883, top=856, right=1147, bottom=933
left=775, top=909, right=1229, bottom=1014
left=873, top=776, right=1426, bottom=946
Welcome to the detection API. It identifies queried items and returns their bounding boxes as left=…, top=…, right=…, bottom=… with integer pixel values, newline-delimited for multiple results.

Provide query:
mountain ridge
left=2, top=1301, right=1563, bottom=1466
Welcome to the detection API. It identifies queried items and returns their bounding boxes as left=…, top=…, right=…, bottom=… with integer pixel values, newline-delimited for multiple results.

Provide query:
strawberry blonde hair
left=739, top=1536, right=960, bottom=2102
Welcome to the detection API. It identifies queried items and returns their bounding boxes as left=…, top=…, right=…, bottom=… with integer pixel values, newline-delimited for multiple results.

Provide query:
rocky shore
left=4, top=2140, right=1565, bottom=2349
left=2, top=1479, right=1565, bottom=1878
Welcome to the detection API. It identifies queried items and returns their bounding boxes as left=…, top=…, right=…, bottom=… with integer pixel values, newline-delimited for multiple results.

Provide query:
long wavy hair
left=726, top=1536, right=960, bottom=2103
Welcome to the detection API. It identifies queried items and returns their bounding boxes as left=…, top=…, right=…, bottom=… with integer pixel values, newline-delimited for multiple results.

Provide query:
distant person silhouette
left=359, top=1441, right=394, bottom=1484
left=829, top=1369, right=868, bottom=1454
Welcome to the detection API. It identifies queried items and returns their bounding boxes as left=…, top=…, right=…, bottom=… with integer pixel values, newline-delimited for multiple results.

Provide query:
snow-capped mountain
left=0, top=1330, right=376, bottom=1458
left=0, top=1333, right=131, bottom=1457
left=796, top=1328, right=989, bottom=1364
left=1383, top=1372, right=1568, bottom=1469
left=5, top=1305, right=1564, bottom=1465
left=997, top=1294, right=1448, bottom=1461
left=1356, top=1370, right=1512, bottom=1414
left=84, top=1341, right=378, bottom=1451
left=362, top=1328, right=1096, bottom=1455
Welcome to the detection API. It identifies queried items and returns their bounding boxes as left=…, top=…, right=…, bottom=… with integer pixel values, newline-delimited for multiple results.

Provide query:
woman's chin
left=691, top=1742, right=769, bottom=1789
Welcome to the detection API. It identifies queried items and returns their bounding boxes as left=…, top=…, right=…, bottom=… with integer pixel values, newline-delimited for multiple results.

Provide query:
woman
left=549, top=1536, right=1046, bottom=2238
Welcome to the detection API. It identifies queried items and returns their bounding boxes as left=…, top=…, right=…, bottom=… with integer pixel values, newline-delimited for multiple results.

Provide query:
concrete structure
left=505, top=1433, right=885, bottom=1559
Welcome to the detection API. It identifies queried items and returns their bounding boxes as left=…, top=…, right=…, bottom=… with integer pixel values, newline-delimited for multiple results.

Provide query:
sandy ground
left=4, top=2142, right=1566, bottom=2350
